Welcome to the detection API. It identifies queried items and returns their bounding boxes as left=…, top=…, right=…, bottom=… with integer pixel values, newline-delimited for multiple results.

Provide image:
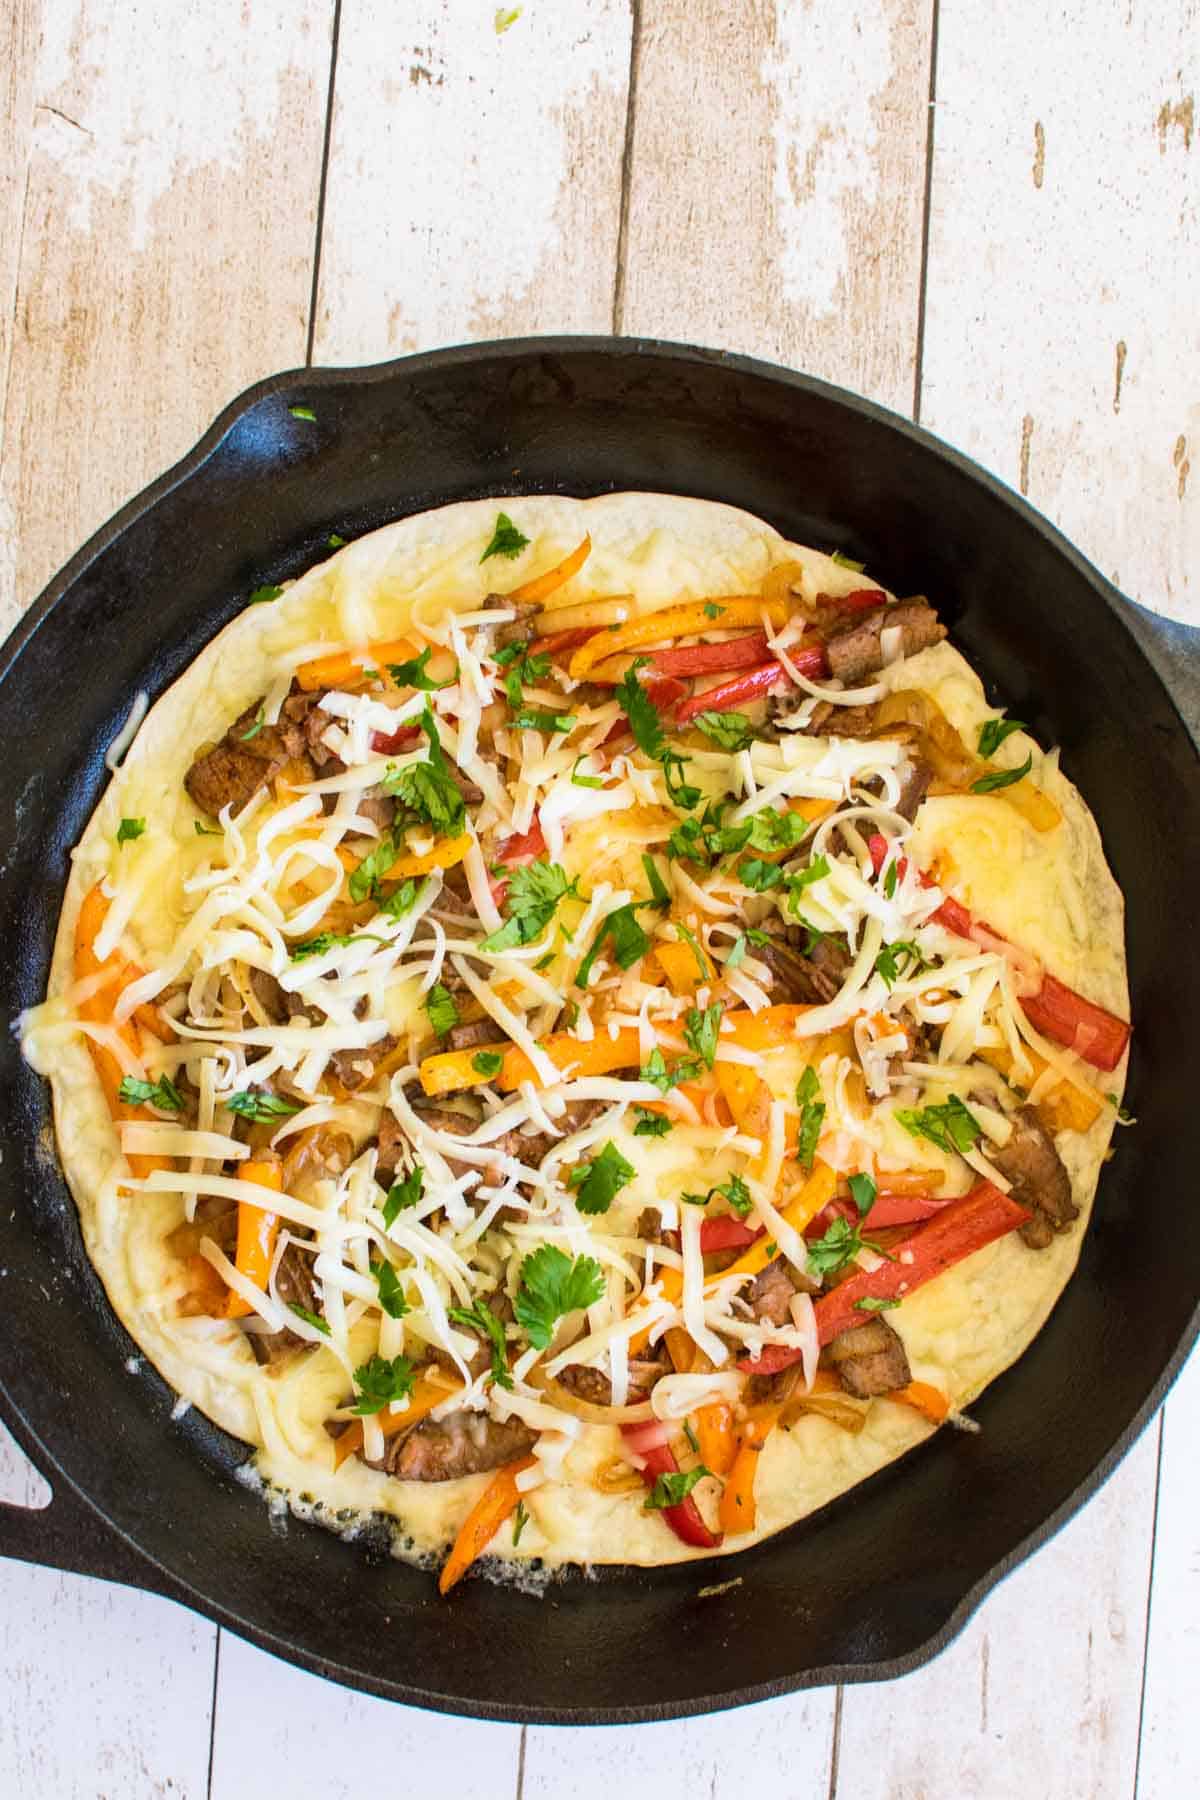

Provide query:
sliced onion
left=526, top=1366, right=657, bottom=1427
left=620, top=1415, right=673, bottom=1454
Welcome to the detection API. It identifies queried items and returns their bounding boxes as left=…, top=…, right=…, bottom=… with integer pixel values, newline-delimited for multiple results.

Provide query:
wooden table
left=1, top=3, right=1196, bottom=1794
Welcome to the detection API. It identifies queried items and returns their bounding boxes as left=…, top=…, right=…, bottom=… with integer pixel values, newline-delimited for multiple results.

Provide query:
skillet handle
left=0, top=1432, right=185, bottom=1603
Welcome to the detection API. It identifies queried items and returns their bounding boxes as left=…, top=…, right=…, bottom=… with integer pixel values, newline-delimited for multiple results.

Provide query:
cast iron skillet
left=1, top=338, right=1197, bottom=1724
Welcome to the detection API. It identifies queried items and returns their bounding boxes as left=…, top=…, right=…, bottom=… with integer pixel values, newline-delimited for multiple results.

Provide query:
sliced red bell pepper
left=806, top=1192, right=948, bottom=1237
left=370, top=722, right=422, bottom=754
left=673, top=646, right=825, bottom=725
left=737, top=1182, right=1030, bottom=1374
left=700, top=1216, right=764, bottom=1254
left=529, top=626, right=597, bottom=659
left=495, top=817, right=546, bottom=865
left=825, top=588, right=888, bottom=613
left=865, top=834, right=1130, bottom=1072
left=620, top=1425, right=722, bottom=1550
left=636, top=633, right=776, bottom=678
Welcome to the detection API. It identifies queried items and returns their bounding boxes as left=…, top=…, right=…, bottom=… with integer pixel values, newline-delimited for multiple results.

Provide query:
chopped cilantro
left=387, top=646, right=456, bottom=691
left=895, top=1094, right=981, bottom=1156
left=194, top=820, right=221, bottom=836
left=747, top=808, right=808, bottom=853
left=514, top=708, right=575, bottom=734
left=675, top=920, right=710, bottom=980
left=639, top=1047, right=702, bottom=1093
left=1107, top=1092, right=1137, bottom=1126
left=351, top=1353, right=416, bottom=1415
left=117, top=1074, right=184, bottom=1112
left=480, top=512, right=530, bottom=562
left=633, top=1108, right=672, bottom=1138
left=240, top=708, right=266, bottom=742
left=290, top=929, right=386, bottom=961
left=575, top=903, right=650, bottom=987
left=972, top=754, right=1033, bottom=793
left=327, top=533, right=347, bottom=548
left=795, top=1066, right=825, bottom=1170
left=616, top=660, right=700, bottom=810
left=288, top=1302, right=330, bottom=1335
left=494, top=7, right=522, bottom=34
left=515, top=1245, right=606, bottom=1350
left=848, top=1172, right=877, bottom=1218
left=725, top=927, right=770, bottom=971
left=785, top=855, right=831, bottom=914
left=694, top=710, right=756, bottom=752
left=567, top=1141, right=635, bottom=1216
left=373, top=1259, right=410, bottom=1320
left=683, top=1002, right=723, bottom=1069
left=806, top=1215, right=866, bottom=1278
left=382, top=1163, right=424, bottom=1228
left=472, top=1050, right=504, bottom=1078
left=226, top=1090, right=303, bottom=1121
left=667, top=801, right=752, bottom=867
left=854, top=1295, right=900, bottom=1313
left=424, top=983, right=459, bottom=1039
left=740, top=857, right=784, bottom=892
left=481, top=858, right=577, bottom=952
left=703, top=602, right=725, bottom=620
left=116, top=817, right=145, bottom=845
left=571, top=755, right=605, bottom=789
left=875, top=939, right=925, bottom=988
left=512, top=1500, right=530, bottom=1546
left=448, top=1298, right=514, bottom=1390
left=684, top=1173, right=753, bottom=1216
left=645, top=1466, right=711, bottom=1510
left=883, top=860, right=899, bottom=900
left=379, top=878, right=420, bottom=920
left=641, top=852, right=671, bottom=907
left=247, top=583, right=284, bottom=604
left=977, top=717, right=1027, bottom=759
left=289, top=403, right=316, bottom=422
left=380, top=706, right=466, bottom=837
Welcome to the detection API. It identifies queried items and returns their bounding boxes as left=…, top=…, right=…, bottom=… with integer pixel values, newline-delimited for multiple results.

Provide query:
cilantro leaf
left=645, top=1466, right=712, bottom=1510
left=567, top=1141, right=634, bottom=1216
left=883, top=860, right=899, bottom=899
left=515, top=1245, right=606, bottom=1350
left=327, top=533, right=347, bottom=548
left=848, top=1172, right=877, bottom=1218
left=373, top=1259, right=410, bottom=1320
left=874, top=939, right=925, bottom=988
left=424, top=983, right=459, bottom=1039
left=512, top=1499, right=530, bottom=1545
left=675, top=920, right=709, bottom=980
left=288, top=1302, right=330, bottom=1336
left=481, top=859, right=576, bottom=952
left=480, top=512, right=530, bottom=563
left=347, top=833, right=398, bottom=905
left=117, top=817, right=146, bottom=846
left=641, top=852, right=671, bottom=907
left=796, top=1065, right=825, bottom=1171
left=685, top=1172, right=753, bottom=1215
left=785, top=855, right=831, bottom=915
left=351, top=1353, right=417, bottom=1415
left=978, top=717, right=1027, bottom=759
left=194, top=820, right=221, bottom=836
left=633, top=1107, right=672, bottom=1138
left=387, top=646, right=455, bottom=691
left=379, top=705, right=466, bottom=836
left=572, top=755, right=605, bottom=789
left=741, top=858, right=784, bottom=892
left=117, top=1074, right=184, bottom=1112
left=616, top=661, right=700, bottom=811
left=472, top=1050, right=504, bottom=1078
left=855, top=1295, right=900, bottom=1313
left=382, top=1163, right=424, bottom=1228
left=226, top=1090, right=303, bottom=1121
left=829, top=550, right=866, bottom=571
left=703, top=602, right=725, bottom=619
left=694, top=710, right=756, bottom=752
left=247, top=583, right=284, bottom=604
left=806, top=1215, right=865, bottom=1278
left=725, top=927, right=770, bottom=971
left=514, top=708, right=575, bottom=734
left=667, top=802, right=752, bottom=868
left=289, top=403, right=316, bottom=422
left=747, top=808, right=808, bottom=853
left=448, top=1299, right=514, bottom=1391
left=290, top=928, right=386, bottom=961
left=972, top=754, right=1033, bottom=794
left=379, top=878, right=420, bottom=920
left=895, top=1094, right=981, bottom=1156
left=639, top=1047, right=701, bottom=1093
left=683, top=1002, right=723, bottom=1070
left=576, top=903, right=650, bottom=987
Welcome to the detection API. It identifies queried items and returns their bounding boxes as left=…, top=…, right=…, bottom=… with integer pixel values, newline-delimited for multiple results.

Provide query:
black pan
left=1, top=338, right=1197, bottom=1723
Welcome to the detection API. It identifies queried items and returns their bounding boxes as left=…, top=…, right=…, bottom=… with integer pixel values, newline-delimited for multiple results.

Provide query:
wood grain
left=835, top=1428, right=1161, bottom=1800
left=919, top=0, right=1199, bottom=622
left=1135, top=1345, right=1200, bottom=1799
left=0, top=0, right=335, bottom=639
left=616, top=0, right=934, bottom=413
left=312, top=0, right=633, bottom=363
left=210, top=1629, right=522, bottom=1797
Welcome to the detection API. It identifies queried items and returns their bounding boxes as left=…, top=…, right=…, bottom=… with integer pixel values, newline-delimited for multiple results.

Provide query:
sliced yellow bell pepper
left=568, top=597, right=791, bottom=681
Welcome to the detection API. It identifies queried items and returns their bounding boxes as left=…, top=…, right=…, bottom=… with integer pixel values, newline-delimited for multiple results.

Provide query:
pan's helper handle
left=0, top=1423, right=184, bottom=1601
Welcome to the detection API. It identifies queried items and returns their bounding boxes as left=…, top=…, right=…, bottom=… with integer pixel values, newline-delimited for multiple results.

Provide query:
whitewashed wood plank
left=523, top=1690, right=836, bottom=1800
left=920, top=0, right=1199, bottom=623
left=209, top=1629, right=522, bottom=1800
left=1, top=1552, right=215, bottom=1799
left=616, top=0, right=934, bottom=413
left=312, top=0, right=632, bottom=364
left=0, top=1419, right=51, bottom=1509
left=835, top=1425, right=1160, bottom=1800
left=1134, top=1342, right=1200, bottom=1799
left=0, top=0, right=334, bottom=639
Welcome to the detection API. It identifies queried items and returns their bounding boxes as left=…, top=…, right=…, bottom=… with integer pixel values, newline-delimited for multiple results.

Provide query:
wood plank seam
left=611, top=0, right=642, bottom=334
left=1131, top=1414, right=1166, bottom=1800
left=307, top=0, right=344, bottom=367
left=911, top=0, right=942, bottom=425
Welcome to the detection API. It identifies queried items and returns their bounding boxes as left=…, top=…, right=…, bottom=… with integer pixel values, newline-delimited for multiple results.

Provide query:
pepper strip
left=718, top=1406, right=780, bottom=1535
left=568, top=598, right=791, bottom=681
left=295, top=636, right=418, bottom=692
left=333, top=1371, right=466, bottom=1470
left=736, top=1182, right=1031, bottom=1374
left=621, top=1426, right=722, bottom=1550
left=225, top=1158, right=285, bottom=1319
left=674, top=648, right=828, bottom=724
left=438, top=1454, right=538, bottom=1594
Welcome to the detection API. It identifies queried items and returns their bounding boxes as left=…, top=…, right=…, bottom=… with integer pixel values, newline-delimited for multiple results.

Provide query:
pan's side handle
left=0, top=1427, right=184, bottom=1602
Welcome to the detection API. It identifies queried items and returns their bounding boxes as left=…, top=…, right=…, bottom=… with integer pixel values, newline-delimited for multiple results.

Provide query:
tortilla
left=21, top=493, right=1128, bottom=1578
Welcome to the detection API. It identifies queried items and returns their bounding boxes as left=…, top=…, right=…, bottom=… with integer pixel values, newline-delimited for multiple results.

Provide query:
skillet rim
left=1, top=333, right=1197, bottom=1723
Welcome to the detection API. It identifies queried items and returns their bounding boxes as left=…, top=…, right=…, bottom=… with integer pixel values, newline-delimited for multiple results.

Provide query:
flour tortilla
left=27, top=492, right=1128, bottom=1571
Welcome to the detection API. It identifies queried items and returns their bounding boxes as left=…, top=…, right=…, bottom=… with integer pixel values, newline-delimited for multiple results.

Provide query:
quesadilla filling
left=27, top=517, right=1131, bottom=1589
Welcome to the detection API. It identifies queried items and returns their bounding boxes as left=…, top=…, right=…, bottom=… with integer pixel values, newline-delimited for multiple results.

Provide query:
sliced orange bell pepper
left=568, top=596, right=791, bottom=681
left=716, top=1160, right=838, bottom=1284
left=718, top=1408, right=779, bottom=1535
left=333, top=1371, right=466, bottom=1470
left=695, top=1402, right=737, bottom=1476
left=295, top=636, right=418, bottom=693
left=654, top=936, right=712, bottom=997
left=976, top=1043, right=1103, bottom=1135
left=438, top=1454, right=537, bottom=1595
left=338, top=832, right=472, bottom=886
left=508, top=534, right=592, bottom=605
left=420, top=1025, right=643, bottom=1098
left=73, top=884, right=174, bottom=1180
left=893, top=1380, right=950, bottom=1426
left=225, top=1158, right=285, bottom=1319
